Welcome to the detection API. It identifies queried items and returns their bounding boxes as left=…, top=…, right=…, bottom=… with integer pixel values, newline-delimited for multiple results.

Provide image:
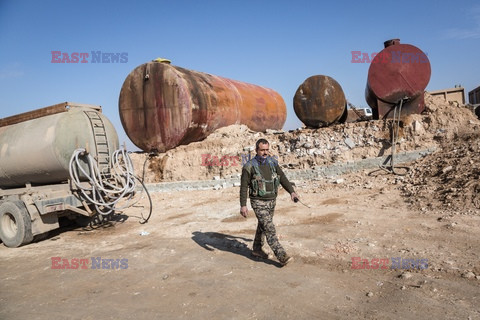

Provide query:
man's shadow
left=191, top=231, right=282, bottom=267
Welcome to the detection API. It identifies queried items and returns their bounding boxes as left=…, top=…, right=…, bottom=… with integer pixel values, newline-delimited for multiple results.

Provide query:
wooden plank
left=0, top=102, right=102, bottom=127
left=0, top=102, right=68, bottom=127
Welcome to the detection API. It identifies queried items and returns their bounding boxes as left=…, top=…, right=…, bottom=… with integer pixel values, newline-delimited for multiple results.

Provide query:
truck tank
left=119, top=60, right=287, bottom=153
left=365, top=39, right=431, bottom=119
left=0, top=102, right=119, bottom=188
left=293, top=75, right=346, bottom=127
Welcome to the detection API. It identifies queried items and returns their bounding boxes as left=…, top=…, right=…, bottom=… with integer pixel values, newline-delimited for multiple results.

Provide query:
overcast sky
left=1, top=0, right=479, bottom=150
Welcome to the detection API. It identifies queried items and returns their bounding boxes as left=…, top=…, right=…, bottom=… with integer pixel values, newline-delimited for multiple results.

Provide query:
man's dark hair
left=255, top=138, right=269, bottom=151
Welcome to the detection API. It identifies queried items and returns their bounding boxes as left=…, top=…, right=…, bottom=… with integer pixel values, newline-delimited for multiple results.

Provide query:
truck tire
left=0, top=201, right=33, bottom=247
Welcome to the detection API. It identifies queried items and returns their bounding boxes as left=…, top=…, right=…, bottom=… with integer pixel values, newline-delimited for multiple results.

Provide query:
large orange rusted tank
left=293, top=75, right=346, bottom=128
left=365, top=39, right=431, bottom=119
left=119, top=61, right=286, bottom=152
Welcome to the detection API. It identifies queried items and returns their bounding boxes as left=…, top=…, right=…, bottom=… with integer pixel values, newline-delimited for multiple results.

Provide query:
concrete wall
left=428, top=87, right=465, bottom=104
left=469, top=86, right=480, bottom=105
left=144, top=148, right=436, bottom=193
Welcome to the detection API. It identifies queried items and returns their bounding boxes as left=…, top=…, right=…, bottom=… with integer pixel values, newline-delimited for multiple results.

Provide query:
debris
left=412, top=120, right=425, bottom=134
left=402, top=132, right=480, bottom=215
left=442, top=166, right=453, bottom=174
left=363, top=182, right=373, bottom=189
left=462, top=272, right=476, bottom=279
left=303, top=142, right=313, bottom=149
left=127, top=92, right=480, bottom=224
left=399, top=272, right=412, bottom=279
left=344, top=138, right=355, bottom=149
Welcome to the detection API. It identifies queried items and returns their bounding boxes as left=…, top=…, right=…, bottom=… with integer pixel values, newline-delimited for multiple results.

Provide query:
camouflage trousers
left=250, top=198, right=287, bottom=261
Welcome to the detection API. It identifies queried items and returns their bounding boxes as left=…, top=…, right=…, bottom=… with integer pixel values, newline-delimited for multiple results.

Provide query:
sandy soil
left=1, top=165, right=479, bottom=319
left=1, top=93, right=480, bottom=319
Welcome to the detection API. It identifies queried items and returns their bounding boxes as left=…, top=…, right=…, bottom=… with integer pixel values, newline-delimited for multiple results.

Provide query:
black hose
left=136, top=152, right=157, bottom=224
left=135, top=175, right=153, bottom=224
left=379, top=97, right=410, bottom=176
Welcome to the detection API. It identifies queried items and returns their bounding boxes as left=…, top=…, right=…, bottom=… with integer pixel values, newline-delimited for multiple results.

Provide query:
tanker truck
left=0, top=102, right=136, bottom=247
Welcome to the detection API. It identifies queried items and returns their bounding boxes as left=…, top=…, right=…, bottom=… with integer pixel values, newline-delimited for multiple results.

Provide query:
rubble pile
left=401, top=132, right=480, bottom=216
left=129, top=92, right=480, bottom=183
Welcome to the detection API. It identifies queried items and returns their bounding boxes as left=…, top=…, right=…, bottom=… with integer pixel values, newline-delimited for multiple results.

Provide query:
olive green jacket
left=240, top=161, right=295, bottom=206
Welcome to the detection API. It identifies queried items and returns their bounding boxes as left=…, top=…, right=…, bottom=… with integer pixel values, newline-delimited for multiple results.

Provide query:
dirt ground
left=1, top=94, right=480, bottom=319
left=1, top=163, right=479, bottom=319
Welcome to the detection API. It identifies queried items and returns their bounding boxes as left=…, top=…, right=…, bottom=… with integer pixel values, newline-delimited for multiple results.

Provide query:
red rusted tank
left=365, top=39, right=431, bottom=119
left=119, top=61, right=286, bottom=152
left=293, top=75, right=346, bottom=127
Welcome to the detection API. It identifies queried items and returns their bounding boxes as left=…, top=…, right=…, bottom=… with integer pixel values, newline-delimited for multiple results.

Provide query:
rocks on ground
left=129, top=92, right=480, bottom=187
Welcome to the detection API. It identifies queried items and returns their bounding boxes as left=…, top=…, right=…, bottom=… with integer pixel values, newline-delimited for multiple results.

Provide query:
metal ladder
left=84, top=110, right=111, bottom=171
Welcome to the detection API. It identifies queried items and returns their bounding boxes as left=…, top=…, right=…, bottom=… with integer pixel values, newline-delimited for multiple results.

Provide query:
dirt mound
left=402, top=132, right=480, bottom=215
left=129, top=92, right=480, bottom=183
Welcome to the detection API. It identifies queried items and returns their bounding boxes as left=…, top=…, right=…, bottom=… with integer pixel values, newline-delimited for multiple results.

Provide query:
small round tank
left=365, top=39, right=431, bottom=119
left=119, top=61, right=287, bottom=153
left=293, top=75, right=346, bottom=128
left=0, top=104, right=119, bottom=188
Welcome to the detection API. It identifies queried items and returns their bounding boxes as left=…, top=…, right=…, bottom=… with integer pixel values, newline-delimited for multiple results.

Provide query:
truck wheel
left=0, top=201, right=33, bottom=247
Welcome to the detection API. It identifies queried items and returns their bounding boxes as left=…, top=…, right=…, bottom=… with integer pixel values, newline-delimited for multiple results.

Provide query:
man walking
left=240, top=138, right=299, bottom=266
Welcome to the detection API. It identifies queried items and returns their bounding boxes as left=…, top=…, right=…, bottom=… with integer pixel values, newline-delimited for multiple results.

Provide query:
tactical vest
left=247, top=157, right=280, bottom=197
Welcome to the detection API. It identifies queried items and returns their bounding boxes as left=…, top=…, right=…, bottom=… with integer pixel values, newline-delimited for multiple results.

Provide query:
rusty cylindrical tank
left=293, top=75, right=346, bottom=127
left=119, top=61, right=287, bottom=152
left=365, top=39, right=431, bottom=119
left=0, top=103, right=119, bottom=188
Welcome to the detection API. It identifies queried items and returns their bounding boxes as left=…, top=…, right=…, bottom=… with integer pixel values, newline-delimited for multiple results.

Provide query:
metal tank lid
left=384, top=39, right=401, bottom=48
left=152, top=57, right=171, bottom=64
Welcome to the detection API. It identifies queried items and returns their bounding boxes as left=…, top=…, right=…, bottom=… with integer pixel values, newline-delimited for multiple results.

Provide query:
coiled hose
left=69, top=148, right=152, bottom=222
